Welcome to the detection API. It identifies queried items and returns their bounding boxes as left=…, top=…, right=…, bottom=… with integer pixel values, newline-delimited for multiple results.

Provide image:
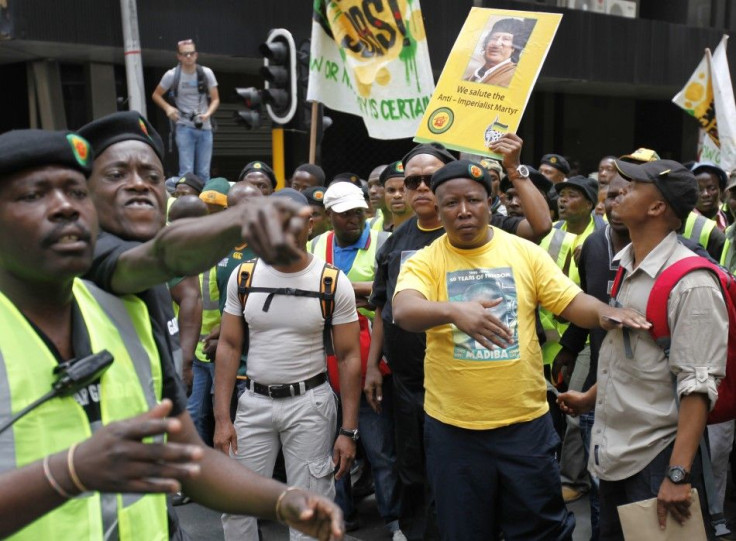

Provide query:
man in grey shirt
left=558, top=159, right=728, bottom=539
left=153, top=38, right=220, bottom=182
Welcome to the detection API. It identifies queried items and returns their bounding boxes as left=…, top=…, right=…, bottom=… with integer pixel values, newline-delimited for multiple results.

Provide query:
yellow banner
left=414, top=8, right=561, bottom=157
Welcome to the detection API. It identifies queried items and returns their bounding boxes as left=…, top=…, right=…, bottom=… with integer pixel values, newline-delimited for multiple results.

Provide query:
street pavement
left=175, top=491, right=593, bottom=540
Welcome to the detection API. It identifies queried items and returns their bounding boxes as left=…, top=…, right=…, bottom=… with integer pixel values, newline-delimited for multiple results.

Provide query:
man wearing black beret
left=0, top=129, right=344, bottom=540
left=366, top=134, right=552, bottom=540
left=237, top=161, right=276, bottom=195
left=539, top=153, right=570, bottom=185
left=174, top=172, right=205, bottom=197
left=392, top=151, right=651, bottom=540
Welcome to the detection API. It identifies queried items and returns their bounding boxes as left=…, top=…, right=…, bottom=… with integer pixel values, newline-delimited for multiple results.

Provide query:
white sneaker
left=392, top=530, right=408, bottom=541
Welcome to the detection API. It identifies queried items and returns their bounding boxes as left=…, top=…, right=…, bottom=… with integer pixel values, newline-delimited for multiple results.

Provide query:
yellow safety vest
left=195, top=266, right=220, bottom=363
left=538, top=217, right=598, bottom=365
left=368, top=209, right=384, bottom=232
left=722, top=224, right=736, bottom=273
left=309, top=228, right=389, bottom=320
left=683, top=212, right=716, bottom=249
left=0, top=279, right=167, bottom=541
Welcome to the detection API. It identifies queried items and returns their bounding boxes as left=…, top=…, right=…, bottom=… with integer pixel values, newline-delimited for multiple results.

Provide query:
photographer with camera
left=153, top=39, right=220, bottom=183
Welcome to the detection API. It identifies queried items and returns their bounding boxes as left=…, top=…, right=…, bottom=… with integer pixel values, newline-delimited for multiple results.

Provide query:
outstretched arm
left=109, top=199, right=310, bottom=294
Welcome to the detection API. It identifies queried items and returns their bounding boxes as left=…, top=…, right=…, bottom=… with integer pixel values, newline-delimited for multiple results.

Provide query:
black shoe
left=172, top=491, right=192, bottom=506
left=344, top=514, right=360, bottom=532
left=353, top=472, right=375, bottom=501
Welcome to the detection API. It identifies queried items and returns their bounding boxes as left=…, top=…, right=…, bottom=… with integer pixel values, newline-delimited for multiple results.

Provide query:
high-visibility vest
left=722, top=224, right=736, bottom=273
left=0, top=279, right=167, bottom=541
left=538, top=216, right=603, bottom=365
left=683, top=212, right=716, bottom=249
left=195, top=266, right=220, bottom=363
left=309, top=228, right=389, bottom=320
left=368, top=210, right=384, bottom=232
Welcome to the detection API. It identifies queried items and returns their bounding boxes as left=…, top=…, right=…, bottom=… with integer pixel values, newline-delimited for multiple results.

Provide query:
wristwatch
left=338, top=427, right=360, bottom=441
left=665, top=465, right=691, bottom=484
left=506, top=164, right=530, bottom=180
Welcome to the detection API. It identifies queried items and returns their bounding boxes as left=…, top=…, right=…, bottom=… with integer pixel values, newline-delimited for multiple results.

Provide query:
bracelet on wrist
left=67, top=443, right=88, bottom=493
left=43, top=454, right=74, bottom=499
left=275, top=486, right=302, bottom=524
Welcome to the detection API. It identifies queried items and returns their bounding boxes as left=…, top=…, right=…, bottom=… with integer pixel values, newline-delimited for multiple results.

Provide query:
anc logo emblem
left=549, top=156, right=558, bottom=164
left=469, top=164, right=483, bottom=179
left=138, top=118, right=151, bottom=139
left=253, top=162, right=263, bottom=169
left=395, top=162, right=404, bottom=173
left=313, top=190, right=325, bottom=201
left=427, top=107, right=454, bottom=135
left=66, top=134, right=90, bottom=167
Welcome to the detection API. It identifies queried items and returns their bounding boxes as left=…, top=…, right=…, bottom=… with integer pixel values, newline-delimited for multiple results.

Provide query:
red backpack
left=611, top=256, right=736, bottom=424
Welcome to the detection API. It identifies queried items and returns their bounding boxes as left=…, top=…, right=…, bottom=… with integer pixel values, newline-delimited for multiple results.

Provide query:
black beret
left=0, top=130, right=94, bottom=179
left=378, top=161, right=405, bottom=185
left=540, top=154, right=570, bottom=175
left=431, top=159, right=492, bottom=195
left=238, top=161, right=277, bottom=187
left=331, top=172, right=362, bottom=186
left=294, top=163, right=326, bottom=185
left=555, top=175, right=598, bottom=205
left=402, top=143, right=456, bottom=169
left=303, top=185, right=327, bottom=207
left=615, top=159, right=698, bottom=221
left=78, top=111, right=164, bottom=163
left=176, top=172, right=204, bottom=194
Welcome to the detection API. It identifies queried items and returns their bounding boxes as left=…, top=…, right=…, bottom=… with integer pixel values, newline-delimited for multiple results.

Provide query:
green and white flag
left=673, top=35, right=736, bottom=172
left=308, top=0, right=435, bottom=139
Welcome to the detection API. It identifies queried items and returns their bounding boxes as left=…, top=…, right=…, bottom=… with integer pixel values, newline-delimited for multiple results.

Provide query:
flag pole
left=309, top=101, right=320, bottom=164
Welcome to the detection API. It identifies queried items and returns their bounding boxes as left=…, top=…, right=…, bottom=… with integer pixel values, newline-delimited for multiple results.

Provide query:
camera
left=187, top=111, right=203, bottom=129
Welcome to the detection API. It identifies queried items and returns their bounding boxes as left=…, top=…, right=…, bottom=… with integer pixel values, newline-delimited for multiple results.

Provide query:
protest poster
left=307, top=0, right=435, bottom=140
left=414, top=7, right=561, bottom=158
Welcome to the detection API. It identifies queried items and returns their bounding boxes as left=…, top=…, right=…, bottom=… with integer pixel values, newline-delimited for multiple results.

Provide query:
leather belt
left=245, top=372, right=327, bottom=399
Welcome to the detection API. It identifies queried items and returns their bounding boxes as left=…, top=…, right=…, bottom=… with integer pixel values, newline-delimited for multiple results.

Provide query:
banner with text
left=307, top=0, right=435, bottom=140
left=673, top=35, right=736, bottom=173
left=414, top=7, right=561, bottom=158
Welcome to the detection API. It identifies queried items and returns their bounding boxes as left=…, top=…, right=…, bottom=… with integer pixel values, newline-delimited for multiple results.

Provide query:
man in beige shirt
left=558, top=159, right=728, bottom=539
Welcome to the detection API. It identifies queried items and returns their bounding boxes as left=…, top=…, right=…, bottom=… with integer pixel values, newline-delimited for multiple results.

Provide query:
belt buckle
left=268, top=384, right=290, bottom=398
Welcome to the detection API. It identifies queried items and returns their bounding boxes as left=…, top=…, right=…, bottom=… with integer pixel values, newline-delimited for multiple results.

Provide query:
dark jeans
left=335, top=382, right=401, bottom=529
left=392, top=374, right=439, bottom=541
left=598, top=442, right=714, bottom=541
left=579, top=411, right=600, bottom=541
left=425, top=412, right=575, bottom=541
left=186, top=359, right=214, bottom=446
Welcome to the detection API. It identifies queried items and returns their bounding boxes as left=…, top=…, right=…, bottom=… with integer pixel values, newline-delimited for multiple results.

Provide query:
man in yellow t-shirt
left=392, top=147, right=650, bottom=540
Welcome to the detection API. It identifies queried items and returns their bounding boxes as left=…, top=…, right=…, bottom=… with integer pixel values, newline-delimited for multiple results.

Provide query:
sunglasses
left=179, top=51, right=197, bottom=58
left=404, top=174, right=432, bottom=190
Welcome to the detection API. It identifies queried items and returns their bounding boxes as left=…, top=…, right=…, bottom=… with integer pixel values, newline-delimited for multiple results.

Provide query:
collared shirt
left=470, top=58, right=512, bottom=82
left=590, top=231, right=727, bottom=481
left=334, top=226, right=371, bottom=274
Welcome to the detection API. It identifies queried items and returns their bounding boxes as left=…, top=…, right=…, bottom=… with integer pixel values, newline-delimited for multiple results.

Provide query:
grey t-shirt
left=159, top=65, right=218, bottom=130
left=224, top=256, right=358, bottom=384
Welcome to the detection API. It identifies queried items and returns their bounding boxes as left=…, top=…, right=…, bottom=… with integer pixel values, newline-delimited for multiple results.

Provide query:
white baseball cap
left=323, top=182, right=369, bottom=213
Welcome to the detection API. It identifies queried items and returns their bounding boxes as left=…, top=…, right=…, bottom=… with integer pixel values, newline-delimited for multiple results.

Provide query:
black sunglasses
left=404, top=174, right=432, bottom=190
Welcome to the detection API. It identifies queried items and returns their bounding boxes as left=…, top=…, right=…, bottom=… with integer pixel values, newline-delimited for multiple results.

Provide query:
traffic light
left=260, top=28, right=297, bottom=125
left=234, top=87, right=262, bottom=129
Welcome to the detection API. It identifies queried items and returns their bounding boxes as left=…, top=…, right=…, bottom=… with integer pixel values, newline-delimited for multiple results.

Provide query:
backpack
left=236, top=258, right=340, bottom=355
left=610, top=256, right=736, bottom=424
left=168, top=64, right=211, bottom=104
